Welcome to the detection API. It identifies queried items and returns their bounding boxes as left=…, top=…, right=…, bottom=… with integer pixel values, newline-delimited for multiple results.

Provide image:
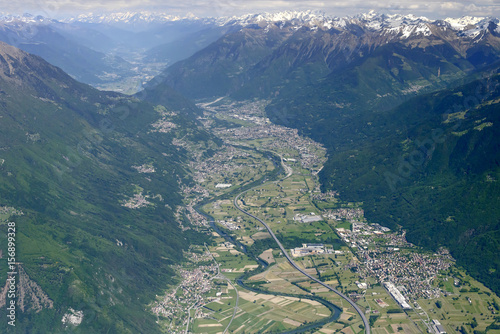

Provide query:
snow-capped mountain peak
left=0, top=13, right=52, bottom=24
left=62, top=11, right=196, bottom=25
left=214, top=10, right=339, bottom=29
left=444, top=16, right=499, bottom=39
left=2, top=10, right=498, bottom=42
left=444, top=16, right=486, bottom=30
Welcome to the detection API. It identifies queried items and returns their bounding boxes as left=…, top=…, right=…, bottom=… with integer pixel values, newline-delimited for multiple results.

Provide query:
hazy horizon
left=1, top=0, right=499, bottom=21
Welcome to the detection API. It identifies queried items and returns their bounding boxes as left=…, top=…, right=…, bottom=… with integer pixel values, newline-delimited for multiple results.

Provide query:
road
left=233, top=188, right=371, bottom=334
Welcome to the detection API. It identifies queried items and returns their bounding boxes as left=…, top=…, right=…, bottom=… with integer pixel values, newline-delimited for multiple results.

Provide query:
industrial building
left=432, top=320, right=447, bottom=334
left=290, top=243, right=325, bottom=257
left=384, top=282, right=412, bottom=309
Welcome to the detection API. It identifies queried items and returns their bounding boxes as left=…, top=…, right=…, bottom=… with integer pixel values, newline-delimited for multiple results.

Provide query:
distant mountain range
left=60, top=10, right=500, bottom=36
left=1, top=10, right=498, bottom=92
left=143, top=10, right=500, bottom=100
left=62, top=11, right=195, bottom=26
left=0, top=12, right=232, bottom=90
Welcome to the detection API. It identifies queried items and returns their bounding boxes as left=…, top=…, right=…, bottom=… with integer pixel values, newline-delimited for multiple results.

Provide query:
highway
left=233, top=188, right=371, bottom=334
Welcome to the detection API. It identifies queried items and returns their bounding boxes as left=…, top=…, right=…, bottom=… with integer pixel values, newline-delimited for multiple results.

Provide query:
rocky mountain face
left=0, top=41, right=210, bottom=333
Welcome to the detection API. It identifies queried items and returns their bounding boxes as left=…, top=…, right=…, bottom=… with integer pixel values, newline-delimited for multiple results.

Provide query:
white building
left=215, top=183, right=232, bottom=188
left=290, top=244, right=325, bottom=257
left=384, top=282, right=412, bottom=309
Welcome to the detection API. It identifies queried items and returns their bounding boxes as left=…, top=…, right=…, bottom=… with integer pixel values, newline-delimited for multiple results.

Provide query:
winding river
left=195, top=207, right=342, bottom=333
left=190, top=147, right=373, bottom=333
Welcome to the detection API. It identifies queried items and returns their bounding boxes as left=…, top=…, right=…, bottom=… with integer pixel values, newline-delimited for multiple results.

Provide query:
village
left=151, top=247, right=222, bottom=333
left=335, top=219, right=454, bottom=301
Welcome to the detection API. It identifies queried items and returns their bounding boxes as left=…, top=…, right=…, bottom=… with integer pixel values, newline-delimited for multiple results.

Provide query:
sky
left=3, top=0, right=500, bottom=20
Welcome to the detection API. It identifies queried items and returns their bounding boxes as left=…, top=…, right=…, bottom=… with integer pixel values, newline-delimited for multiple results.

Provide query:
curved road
left=233, top=188, right=371, bottom=334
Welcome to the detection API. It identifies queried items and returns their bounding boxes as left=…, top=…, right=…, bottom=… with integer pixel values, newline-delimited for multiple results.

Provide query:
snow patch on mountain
left=63, top=11, right=194, bottom=24
left=352, top=10, right=431, bottom=30
left=444, top=16, right=486, bottom=30
left=444, top=16, right=498, bottom=39
left=3, top=10, right=499, bottom=42
left=215, top=10, right=342, bottom=30
left=0, top=13, right=52, bottom=24
left=218, top=10, right=498, bottom=41
left=400, top=23, right=432, bottom=38
left=346, top=11, right=433, bottom=39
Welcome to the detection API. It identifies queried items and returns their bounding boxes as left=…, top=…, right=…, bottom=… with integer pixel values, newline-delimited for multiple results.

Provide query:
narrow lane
left=233, top=188, right=371, bottom=334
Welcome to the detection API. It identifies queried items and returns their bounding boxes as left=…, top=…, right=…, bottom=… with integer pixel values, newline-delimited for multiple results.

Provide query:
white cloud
left=1, top=0, right=499, bottom=19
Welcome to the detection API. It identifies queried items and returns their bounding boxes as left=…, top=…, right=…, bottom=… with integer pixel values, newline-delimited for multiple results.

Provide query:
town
left=335, top=220, right=454, bottom=300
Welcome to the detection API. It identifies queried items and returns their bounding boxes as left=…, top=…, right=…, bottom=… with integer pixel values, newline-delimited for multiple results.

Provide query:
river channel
left=195, top=205, right=342, bottom=333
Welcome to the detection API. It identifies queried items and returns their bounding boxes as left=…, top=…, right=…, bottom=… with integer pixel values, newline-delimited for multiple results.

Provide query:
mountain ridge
left=1, top=10, right=498, bottom=93
left=60, top=10, right=500, bottom=39
left=3, top=10, right=494, bottom=40
left=143, top=9, right=500, bottom=102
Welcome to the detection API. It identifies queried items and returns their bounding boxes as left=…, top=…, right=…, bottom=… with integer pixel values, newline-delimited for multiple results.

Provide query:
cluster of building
left=150, top=118, right=178, bottom=133
left=215, top=183, right=232, bottom=189
left=182, top=184, right=210, bottom=203
left=290, top=243, right=326, bottom=257
left=432, top=319, right=447, bottom=334
left=0, top=206, right=24, bottom=216
left=338, top=221, right=409, bottom=249
left=310, top=190, right=338, bottom=201
left=189, top=145, right=253, bottom=184
left=151, top=263, right=218, bottom=324
left=209, top=104, right=326, bottom=172
left=365, top=251, right=452, bottom=299
left=323, top=208, right=364, bottom=221
left=217, top=220, right=240, bottom=230
left=336, top=220, right=454, bottom=301
left=121, top=192, right=152, bottom=209
left=199, top=99, right=270, bottom=126
left=371, top=223, right=392, bottom=233
left=293, top=212, right=323, bottom=223
left=384, top=282, right=412, bottom=309
left=131, top=163, right=156, bottom=173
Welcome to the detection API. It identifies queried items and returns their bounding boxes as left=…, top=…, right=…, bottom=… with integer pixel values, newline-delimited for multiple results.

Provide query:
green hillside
left=0, top=42, right=213, bottom=333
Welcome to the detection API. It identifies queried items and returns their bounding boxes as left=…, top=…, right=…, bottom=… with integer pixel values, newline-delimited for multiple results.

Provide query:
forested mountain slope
left=0, top=41, right=213, bottom=333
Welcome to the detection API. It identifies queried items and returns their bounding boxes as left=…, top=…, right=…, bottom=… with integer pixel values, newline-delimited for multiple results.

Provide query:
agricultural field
left=196, top=147, right=275, bottom=197
left=415, top=269, right=500, bottom=333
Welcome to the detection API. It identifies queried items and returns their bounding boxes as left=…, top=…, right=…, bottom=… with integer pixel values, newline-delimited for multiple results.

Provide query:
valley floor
left=150, top=99, right=500, bottom=334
